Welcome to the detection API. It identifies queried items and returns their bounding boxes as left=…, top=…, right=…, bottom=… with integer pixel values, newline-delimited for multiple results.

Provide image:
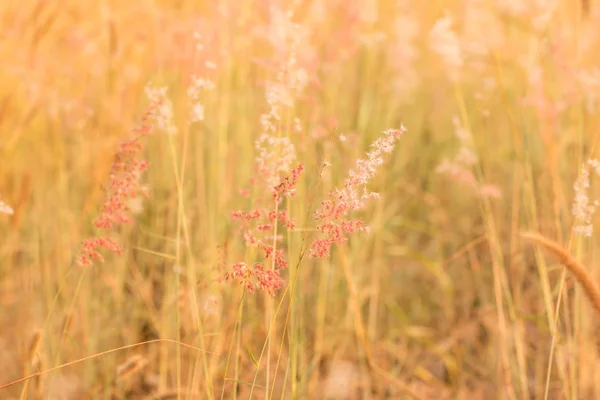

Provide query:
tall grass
left=2, top=0, right=600, bottom=399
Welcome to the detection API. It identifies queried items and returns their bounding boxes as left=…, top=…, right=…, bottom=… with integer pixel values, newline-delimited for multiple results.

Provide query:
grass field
left=2, top=0, right=600, bottom=399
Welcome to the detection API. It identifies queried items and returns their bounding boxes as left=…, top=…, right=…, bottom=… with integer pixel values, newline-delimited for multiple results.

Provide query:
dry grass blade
left=19, top=329, right=42, bottom=400
left=0, top=339, right=212, bottom=391
left=25, top=330, right=41, bottom=367
left=521, top=231, right=600, bottom=316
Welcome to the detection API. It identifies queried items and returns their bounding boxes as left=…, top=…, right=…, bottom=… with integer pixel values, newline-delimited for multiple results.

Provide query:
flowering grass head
left=225, top=126, right=406, bottom=294
left=76, top=101, right=160, bottom=266
left=435, top=116, right=501, bottom=199
left=224, top=262, right=285, bottom=298
left=573, top=158, right=600, bottom=237
left=309, top=127, right=406, bottom=258
left=226, top=164, right=304, bottom=296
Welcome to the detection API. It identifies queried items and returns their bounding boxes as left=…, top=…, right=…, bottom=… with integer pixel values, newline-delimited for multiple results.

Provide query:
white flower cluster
left=145, top=84, right=177, bottom=135
left=573, top=159, right=600, bottom=237
left=429, top=15, right=463, bottom=82
left=188, top=33, right=217, bottom=124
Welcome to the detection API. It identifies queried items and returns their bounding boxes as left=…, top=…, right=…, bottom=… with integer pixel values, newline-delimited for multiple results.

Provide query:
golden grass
left=521, top=232, right=600, bottom=316
left=3, top=0, right=600, bottom=399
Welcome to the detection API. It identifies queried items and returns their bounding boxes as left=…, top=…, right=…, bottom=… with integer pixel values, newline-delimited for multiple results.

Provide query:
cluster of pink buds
left=76, top=102, right=159, bottom=266
left=224, top=126, right=407, bottom=294
left=224, top=262, right=285, bottom=298
left=224, top=164, right=304, bottom=296
left=310, top=127, right=406, bottom=258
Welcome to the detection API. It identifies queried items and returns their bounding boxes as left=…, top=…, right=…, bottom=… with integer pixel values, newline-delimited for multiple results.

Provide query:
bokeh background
left=2, top=0, right=600, bottom=399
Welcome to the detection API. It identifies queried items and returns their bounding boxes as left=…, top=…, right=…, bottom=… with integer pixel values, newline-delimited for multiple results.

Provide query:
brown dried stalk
left=0, top=339, right=212, bottom=391
left=521, top=231, right=600, bottom=316
left=19, top=330, right=42, bottom=400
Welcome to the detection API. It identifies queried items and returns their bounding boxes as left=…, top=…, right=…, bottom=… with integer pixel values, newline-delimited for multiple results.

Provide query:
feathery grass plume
left=496, top=0, right=559, bottom=30
left=435, top=116, right=501, bottom=199
left=224, top=6, right=309, bottom=297
left=310, top=127, right=406, bottom=258
left=145, top=84, right=177, bottom=135
left=264, top=6, right=310, bottom=98
left=496, top=0, right=528, bottom=16
left=390, top=6, right=420, bottom=103
left=429, top=13, right=462, bottom=82
left=76, top=101, right=160, bottom=266
left=187, top=33, right=216, bottom=124
left=572, top=158, right=600, bottom=236
left=225, top=164, right=304, bottom=296
left=461, top=0, right=504, bottom=60
left=521, top=231, right=600, bottom=316
left=530, top=0, right=560, bottom=31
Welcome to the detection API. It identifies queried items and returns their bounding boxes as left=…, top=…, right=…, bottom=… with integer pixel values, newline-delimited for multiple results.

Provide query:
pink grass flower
left=76, top=102, right=159, bottom=266
left=224, top=262, right=285, bottom=298
left=188, top=34, right=216, bottom=124
left=429, top=14, right=462, bottom=82
left=390, top=10, right=420, bottom=102
left=309, top=127, right=406, bottom=258
left=145, top=84, right=177, bottom=135
left=435, top=116, right=501, bottom=199
left=224, top=7, right=311, bottom=296
left=225, top=165, right=303, bottom=296
left=77, top=237, right=123, bottom=266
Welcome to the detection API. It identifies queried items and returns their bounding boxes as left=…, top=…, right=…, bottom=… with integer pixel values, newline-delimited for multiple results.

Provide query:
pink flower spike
left=76, top=102, right=158, bottom=266
left=309, top=127, right=406, bottom=258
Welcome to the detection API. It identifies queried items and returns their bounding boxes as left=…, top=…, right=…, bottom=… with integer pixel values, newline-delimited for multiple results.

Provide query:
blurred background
left=1, top=0, right=600, bottom=399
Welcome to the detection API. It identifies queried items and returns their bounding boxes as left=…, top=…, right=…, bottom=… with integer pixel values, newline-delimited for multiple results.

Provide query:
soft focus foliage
left=2, top=0, right=600, bottom=399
